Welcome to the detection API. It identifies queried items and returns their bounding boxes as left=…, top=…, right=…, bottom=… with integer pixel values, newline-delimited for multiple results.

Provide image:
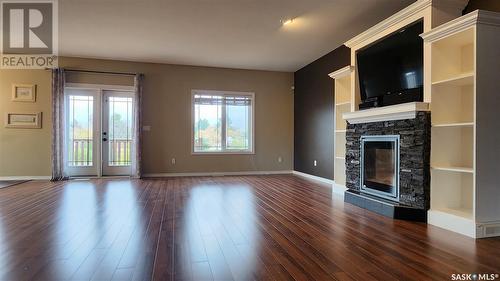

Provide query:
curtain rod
left=45, top=68, right=137, bottom=76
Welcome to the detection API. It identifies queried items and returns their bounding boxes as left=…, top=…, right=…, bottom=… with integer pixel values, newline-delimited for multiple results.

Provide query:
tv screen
left=357, top=21, right=423, bottom=104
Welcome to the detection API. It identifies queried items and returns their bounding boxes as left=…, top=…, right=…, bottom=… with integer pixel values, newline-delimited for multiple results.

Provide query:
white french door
left=102, top=91, right=134, bottom=176
left=65, top=86, right=134, bottom=177
left=65, top=88, right=100, bottom=176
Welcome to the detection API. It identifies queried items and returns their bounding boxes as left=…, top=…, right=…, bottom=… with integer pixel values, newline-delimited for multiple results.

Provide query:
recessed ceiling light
left=281, top=18, right=294, bottom=26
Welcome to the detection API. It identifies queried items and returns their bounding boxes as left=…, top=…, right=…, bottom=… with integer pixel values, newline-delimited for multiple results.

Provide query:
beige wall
left=0, top=69, right=53, bottom=177
left=0, top=57, right=294, bottom=177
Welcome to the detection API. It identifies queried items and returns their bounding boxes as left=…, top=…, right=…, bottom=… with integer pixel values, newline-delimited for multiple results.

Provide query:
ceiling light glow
left=281, top=18, right=294, bottom=26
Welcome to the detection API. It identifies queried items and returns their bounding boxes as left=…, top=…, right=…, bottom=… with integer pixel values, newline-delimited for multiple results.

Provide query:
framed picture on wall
left=5, top=112, right=42, bottom=129
left=12, top=84, right=36, bottom=102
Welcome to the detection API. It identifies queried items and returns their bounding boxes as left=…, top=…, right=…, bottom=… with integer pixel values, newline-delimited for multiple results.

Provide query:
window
left=192, top=90, right=254, bottom=153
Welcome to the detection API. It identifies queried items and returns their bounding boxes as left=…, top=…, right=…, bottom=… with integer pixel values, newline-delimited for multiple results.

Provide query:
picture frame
left=12, top=84, right=36, bottom=102
left=5, top=112, right=42, bottom=129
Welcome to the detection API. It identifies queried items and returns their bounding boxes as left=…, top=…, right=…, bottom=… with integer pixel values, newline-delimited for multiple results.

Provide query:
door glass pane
left=193, top=98, right=222, bottom=152
left=108, top=96, right=133, bottom=166
left=226, top=103, right=250, bottom=150
left=68, top=95, right=94, bottom=166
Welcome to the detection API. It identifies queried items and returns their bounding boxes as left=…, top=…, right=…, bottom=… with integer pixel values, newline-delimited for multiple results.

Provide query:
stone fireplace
left=343, top=110, right=431, bottom=221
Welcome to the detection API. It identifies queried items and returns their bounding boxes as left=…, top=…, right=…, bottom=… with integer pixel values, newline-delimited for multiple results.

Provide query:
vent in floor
left=478, top=223, right=500, bottom=238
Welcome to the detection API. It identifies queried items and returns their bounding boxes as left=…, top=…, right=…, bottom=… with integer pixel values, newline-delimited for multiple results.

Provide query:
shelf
left=335, top=102, right=350, bottom=131
left=431, top=126, right=473, bottom=168
left=429, top=28, right=474, bottom=84
left=430, top=170, right=473, bottom=226
left=432, top=72, right=474, bottom=86
left=422, top=10, right=500, bottom=239
left=430, top=82, right=473, bottom=125
left=432, top=166, right=473, bottom=173
left=335, top=131, right=346, bottom=158
left=432, top=122, right=473, bottom=128
left=431, top=207, right=473, bottom=220
left=335, top=102, right=351, bottom=106
left=333, top=72, right=352, bottom=104
left=333, top=66, right=349, bottom=186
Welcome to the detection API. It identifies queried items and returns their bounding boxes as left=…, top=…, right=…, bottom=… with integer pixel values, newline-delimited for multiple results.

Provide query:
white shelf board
left=432, top=72, right=474, bottom=87
left=335, top=102, right=351, bottom=106
left=432, top=166, right=473, bottom=173
left=432, top=122, right=473, bottom=128
left=335, top=130, right=347, bottom=133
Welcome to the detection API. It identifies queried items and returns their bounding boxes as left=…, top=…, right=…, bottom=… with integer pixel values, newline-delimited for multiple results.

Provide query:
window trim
left=191, top=89, right=255, bottom=155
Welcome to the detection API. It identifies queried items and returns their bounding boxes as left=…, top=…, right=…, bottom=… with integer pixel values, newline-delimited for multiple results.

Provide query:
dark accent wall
left=464, top=0, right=500, bottom=14
left=294, top=46, right=350, bottom=179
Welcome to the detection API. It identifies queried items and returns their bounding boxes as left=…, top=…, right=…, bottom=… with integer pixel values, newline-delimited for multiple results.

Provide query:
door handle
left=103, top=138, right=108, bottom=142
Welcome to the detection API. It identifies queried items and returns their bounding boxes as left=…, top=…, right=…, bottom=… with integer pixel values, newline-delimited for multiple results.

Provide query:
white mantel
left=342, top=102, right=430, bottom=124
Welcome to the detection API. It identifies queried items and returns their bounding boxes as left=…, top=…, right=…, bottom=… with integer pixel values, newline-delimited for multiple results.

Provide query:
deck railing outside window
left=69, top=138, right=132, bottom=166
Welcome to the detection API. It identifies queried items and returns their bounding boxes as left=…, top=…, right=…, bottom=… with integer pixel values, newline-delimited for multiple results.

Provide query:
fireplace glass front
left=360, top=135, right=399, bottom=200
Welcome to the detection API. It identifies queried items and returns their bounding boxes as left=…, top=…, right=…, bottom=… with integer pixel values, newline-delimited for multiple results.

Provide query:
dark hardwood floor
left=0, top=175, right=499, bottom=281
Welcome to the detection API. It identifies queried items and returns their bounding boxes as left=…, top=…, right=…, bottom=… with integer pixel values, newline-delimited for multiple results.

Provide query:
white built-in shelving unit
left=422, top=10, right=500, bottom=238
left=326, top=0, right=498, bottom=239
left=329, top=66, right=353, bottom=192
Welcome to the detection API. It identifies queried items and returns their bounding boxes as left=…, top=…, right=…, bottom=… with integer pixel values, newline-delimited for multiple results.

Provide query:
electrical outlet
left=142, top=125, right=151, bottom=131
left=171, top=158, right=176, bottom=165
left=314, top=160, right=317, bottom=166
left=278, top=156, right=283, bottom=163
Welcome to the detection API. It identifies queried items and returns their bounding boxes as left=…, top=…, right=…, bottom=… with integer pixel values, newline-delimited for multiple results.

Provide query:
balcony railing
left=69, top=138, right=132, bottom=167
left=108, top=139, right=132, bottom=166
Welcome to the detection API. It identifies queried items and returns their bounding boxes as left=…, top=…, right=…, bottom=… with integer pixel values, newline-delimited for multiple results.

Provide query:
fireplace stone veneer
left=345, top=111, right=431, bottom=210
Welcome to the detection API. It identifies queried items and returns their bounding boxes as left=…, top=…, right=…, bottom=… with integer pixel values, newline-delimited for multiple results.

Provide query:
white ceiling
left=59, top=0, right=415, bottom=72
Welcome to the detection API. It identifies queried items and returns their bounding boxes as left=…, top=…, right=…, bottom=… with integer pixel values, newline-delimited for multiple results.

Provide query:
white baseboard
left=333, top=183, right=347, bottom=196
left=143, top=170, right=293, bottom=178
left=0, top=176, right=51, bottom=181
left=292, top=171, right=335, bottom=185
left=292, top=171, right=346, bottom=196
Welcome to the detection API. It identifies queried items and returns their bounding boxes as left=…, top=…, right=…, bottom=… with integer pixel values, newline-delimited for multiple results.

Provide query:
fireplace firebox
left=360, top=135, right=400, bottom=201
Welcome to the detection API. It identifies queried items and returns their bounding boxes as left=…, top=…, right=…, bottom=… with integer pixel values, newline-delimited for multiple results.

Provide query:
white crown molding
left=421, top=10, right=500, bottom=42
left=343, top=102, right=430, bottom=124
left=143, top=170, right=293, bottom=178
left=328, top=65, right=353, bottom=79
left=345, top=0, right=432, bottom=48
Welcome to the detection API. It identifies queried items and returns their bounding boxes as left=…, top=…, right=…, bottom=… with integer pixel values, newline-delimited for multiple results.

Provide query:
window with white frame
left=192, top=90, right=254, bottom=153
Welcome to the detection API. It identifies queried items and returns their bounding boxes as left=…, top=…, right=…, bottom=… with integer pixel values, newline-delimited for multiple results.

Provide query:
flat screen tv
left=357, top=21, right=423, bottom=109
